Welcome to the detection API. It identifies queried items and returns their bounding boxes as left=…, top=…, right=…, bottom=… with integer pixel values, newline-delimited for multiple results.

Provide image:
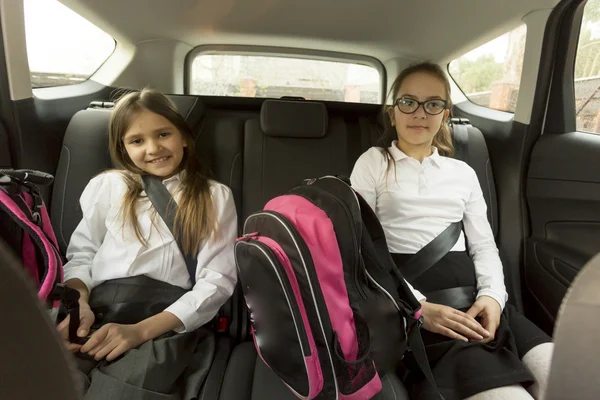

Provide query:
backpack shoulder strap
left=357, top=193, right=422, bottom=312
left=141, top=175, right=197, bottom=284
left=358, top=193, right=445, bottom=399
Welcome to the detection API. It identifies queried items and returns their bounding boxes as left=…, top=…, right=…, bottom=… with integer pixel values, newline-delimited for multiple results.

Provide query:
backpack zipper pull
left=237, top=232, right=259, bottom=242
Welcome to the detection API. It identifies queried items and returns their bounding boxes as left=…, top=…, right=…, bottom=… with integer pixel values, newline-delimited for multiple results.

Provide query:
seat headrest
left=260, top=100, right=328, bottom=138
left=88, top=95, right=205, bottom=128
left=168, top=95, right=205, bottom=129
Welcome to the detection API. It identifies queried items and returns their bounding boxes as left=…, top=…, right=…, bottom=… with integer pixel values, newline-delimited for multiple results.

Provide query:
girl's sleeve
left=463, top=167, right=508, bottom=310
left=63, top=174, right=113, bottom=293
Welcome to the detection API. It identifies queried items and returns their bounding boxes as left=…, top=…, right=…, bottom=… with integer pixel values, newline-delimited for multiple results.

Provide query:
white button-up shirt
left=350, top=143, right=507, bottom=310
left=63, top=171, right=238, bottom=332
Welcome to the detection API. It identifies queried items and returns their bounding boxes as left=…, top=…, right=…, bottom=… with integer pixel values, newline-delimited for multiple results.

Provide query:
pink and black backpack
left=235, top=175, right=439, bottom=400
left=0, top=170, right=81, bottom=340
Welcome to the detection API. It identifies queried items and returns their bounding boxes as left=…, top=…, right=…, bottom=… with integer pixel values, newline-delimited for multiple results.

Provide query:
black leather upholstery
left=51, top=107, right=113, bottom=252
left=261, top=99, right=328, bottom=138
left=243, top=102, right=349, bottom=220
left=219, top=342, right=410, bottom=400
left=195, top=115, right=244, bottom=229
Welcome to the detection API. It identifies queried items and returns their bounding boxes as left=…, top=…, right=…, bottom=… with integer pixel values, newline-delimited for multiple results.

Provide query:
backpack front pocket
left=236, top=237, right=324, bottom=399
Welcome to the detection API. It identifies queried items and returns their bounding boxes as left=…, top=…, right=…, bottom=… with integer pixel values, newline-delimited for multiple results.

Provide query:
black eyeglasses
left=394, top=97, right=448, bottom=115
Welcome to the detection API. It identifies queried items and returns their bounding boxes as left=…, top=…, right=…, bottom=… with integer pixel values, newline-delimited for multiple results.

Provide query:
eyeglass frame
left=394, top=97, right=449, bottom=116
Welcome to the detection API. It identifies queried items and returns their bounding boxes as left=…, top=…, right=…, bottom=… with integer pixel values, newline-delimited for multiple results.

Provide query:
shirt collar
left=388, top=141, right=442, bottom=167
left=161, top=171, right=183, bottom=184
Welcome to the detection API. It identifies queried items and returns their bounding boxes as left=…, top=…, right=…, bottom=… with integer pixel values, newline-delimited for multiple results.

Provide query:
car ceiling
left=61, top=0, right=560, bottom=63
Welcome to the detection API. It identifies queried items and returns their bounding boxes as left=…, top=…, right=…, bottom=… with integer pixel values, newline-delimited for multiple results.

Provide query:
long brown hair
left=380, top=61, right=454, bottom=176
left=108, top=88, right=217, bottom=256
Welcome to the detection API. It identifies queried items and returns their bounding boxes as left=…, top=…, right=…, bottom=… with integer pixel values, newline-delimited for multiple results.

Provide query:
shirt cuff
left=63, top=269, right=94, bottom=294
left=477, top=289, right=507, bottom=311
left=164, top=293, right=213, bottom=333
left=412, top=289, right=427, bottom=303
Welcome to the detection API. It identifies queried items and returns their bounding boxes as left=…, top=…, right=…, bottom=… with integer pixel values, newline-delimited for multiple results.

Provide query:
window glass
left=574, top=0, right=600, bottom=134
left=189, top=54, right=382, bottom=104
left=24, top=0, right=116, bottom=88
left=449, top=24, right=527, bottom=113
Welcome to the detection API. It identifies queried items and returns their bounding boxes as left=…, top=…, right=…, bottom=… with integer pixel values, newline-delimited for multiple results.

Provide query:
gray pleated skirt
left=71, top=276, right=215, bottom=400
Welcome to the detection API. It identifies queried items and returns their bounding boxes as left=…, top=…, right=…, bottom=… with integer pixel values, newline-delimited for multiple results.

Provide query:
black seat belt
left=142, top=175, right=197, bottom=284
left=401, top=221, right=463, bottom=281
left=452, top=121, right=469, bottom=163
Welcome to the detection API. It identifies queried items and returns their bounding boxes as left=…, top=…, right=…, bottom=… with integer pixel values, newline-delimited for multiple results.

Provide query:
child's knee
left=523, top=342, right=554, bottom=371
left=466, top=384, right=534, bottom=400
left=523, top=342, right=554, bottom=399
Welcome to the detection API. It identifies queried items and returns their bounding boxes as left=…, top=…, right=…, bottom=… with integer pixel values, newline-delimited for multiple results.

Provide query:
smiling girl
left=57, top=89, right=237, bottom=399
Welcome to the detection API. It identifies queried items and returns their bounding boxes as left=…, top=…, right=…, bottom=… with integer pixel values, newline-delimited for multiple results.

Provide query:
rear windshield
left=188, top=54, right=382, bottom=104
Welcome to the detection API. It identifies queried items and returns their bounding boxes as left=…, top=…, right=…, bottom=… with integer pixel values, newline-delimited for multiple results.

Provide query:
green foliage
left=584, top=0, right=600, bottom=23
left=450, top=54, right=503, bottom=94
left=576, top=0, right=600, bottom=79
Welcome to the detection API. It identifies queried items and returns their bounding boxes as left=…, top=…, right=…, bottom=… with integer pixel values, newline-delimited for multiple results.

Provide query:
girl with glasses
left=350, top=62, right=553, bottom=400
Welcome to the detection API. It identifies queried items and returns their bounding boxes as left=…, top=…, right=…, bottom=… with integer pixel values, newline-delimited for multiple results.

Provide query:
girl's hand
left=80, top=323, right=146, bottom=362
left=466, top=296, right=502, bottom=343
left=57, top=300, right=95, bottom=352
left=420, top=301, right=491, bottom=342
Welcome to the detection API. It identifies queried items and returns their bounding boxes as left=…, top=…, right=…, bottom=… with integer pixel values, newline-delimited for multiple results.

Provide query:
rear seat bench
left=50, top=95, right=498, bottom=400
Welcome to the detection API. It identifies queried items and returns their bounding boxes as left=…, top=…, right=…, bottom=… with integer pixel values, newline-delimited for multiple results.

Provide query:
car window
left=449, top=24, right=527, bottom=113
left=574, top=0, right=600, bottom=134
left=24, top=0, right=116, bottom=88
left=189, top=53, right=382, bottom=104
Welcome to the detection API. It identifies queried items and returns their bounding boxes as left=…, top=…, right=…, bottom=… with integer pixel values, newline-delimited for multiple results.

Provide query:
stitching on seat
left=199, top=379, right=206, bottom=400
left=386, top=374, right=398, bottom=400
left=185, top=97, right=198, bottom=120
left=230, top=152, right=241, bottom=188
left=59, top=145, right=71, bottom=248
left=485, top=158, right=496, bottom=233
left=194, top=118, right=206, bottom=144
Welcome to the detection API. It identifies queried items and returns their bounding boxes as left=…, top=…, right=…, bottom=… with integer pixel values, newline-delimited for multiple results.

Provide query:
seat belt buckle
left=217, top=317, right=228, bottom=333
left=405, top=307, right=424, bottom=336
left=414, top=307, right=423, bottom=324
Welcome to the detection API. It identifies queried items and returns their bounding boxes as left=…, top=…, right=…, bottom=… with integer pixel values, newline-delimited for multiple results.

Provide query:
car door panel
left=526, top=131, right=600, bottom=328
left=0, top=124, right=10, bottom=167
